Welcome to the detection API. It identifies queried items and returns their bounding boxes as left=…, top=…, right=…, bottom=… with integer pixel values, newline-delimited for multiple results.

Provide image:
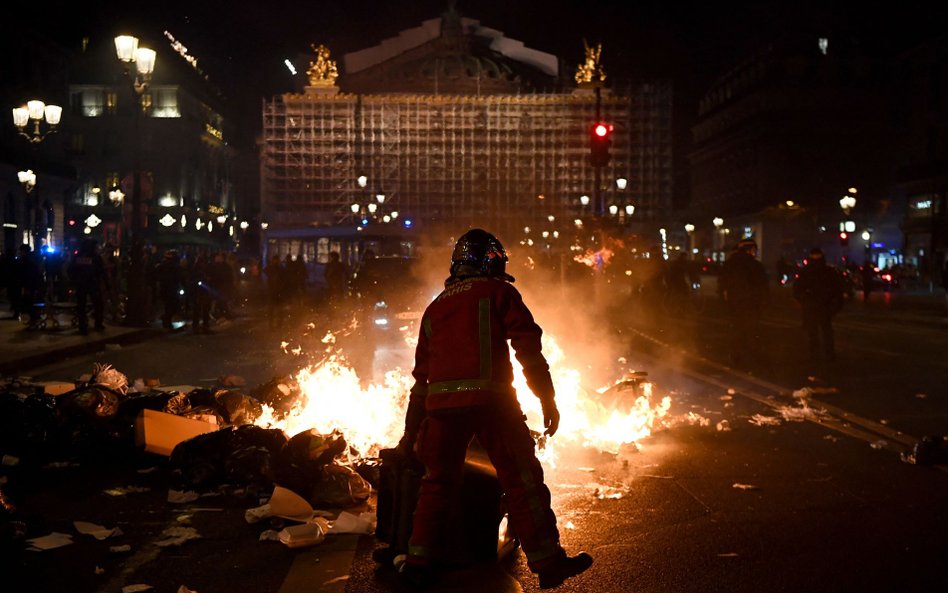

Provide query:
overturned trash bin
left=375, top=444, right=517, bottom=568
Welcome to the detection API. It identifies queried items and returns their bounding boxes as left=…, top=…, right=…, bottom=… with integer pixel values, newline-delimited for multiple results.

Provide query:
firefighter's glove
left=541, top=398, right=560, bottom=437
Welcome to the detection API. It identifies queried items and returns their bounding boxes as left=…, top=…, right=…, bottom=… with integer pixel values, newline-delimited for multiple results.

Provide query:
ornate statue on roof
left=575, top=40, right=606, bottom=85
left=307, top=44, right=339, bottom=87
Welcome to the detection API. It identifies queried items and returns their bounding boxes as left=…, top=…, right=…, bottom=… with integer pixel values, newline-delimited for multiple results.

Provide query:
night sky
left=33, top=0, right=947, bottom=144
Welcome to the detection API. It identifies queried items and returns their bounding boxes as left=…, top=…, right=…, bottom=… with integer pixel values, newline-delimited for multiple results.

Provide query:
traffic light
left=839, top=231, right=849, bottom=247
left=590, top=122, right=613, bottom=167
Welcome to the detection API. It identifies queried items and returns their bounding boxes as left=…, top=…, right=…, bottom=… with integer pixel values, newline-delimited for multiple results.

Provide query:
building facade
left=65, top=31, right=245, bottom=253
left=689, top=33, right=898, bottom=267
left=894, top=35, right=948, bottom=282
left=261, top=12, right=673, bottom=266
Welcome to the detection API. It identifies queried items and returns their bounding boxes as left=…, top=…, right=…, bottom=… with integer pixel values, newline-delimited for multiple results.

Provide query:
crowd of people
left=0, top=241, right=241, bottom=334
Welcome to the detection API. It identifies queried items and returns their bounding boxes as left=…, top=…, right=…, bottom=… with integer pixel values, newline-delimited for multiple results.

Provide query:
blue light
left=361, top=218, right=369, bottom=225
left=404, top=219, right=413, bottom=228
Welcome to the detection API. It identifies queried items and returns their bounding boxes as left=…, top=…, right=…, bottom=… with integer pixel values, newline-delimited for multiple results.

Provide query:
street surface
left=4, top=281, right=948, bottom=593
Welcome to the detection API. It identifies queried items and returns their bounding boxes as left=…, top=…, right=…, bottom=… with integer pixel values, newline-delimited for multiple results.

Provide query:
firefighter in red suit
left=398, top=229, right=592, bottom=589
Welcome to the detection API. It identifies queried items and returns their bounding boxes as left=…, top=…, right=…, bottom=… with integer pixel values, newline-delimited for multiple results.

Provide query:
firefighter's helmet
left=450, top=228, right=510, bottom=279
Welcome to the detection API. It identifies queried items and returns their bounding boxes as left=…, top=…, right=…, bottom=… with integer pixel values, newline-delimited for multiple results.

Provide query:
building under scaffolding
left=261, top=11, right=672, bottom=265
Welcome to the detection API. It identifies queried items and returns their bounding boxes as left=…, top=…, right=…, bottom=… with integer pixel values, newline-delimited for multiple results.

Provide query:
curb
left=0, top=327, right=163, bottom=376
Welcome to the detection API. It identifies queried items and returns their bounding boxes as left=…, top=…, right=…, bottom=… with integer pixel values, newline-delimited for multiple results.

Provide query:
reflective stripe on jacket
left=410, top=276, right=550, bottom=411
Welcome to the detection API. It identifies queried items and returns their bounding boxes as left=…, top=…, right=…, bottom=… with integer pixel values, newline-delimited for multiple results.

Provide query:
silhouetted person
left=13, top=244, right=44, bottom=326
left=941, top=258, right=948, bottom=311
left=793, top=248, right=846, bottom=363
left=718, top=239, right=769, bottom=368
left=67, top=239, right=108, bottom=334
left=206, top=252, right=235, bottom=320
left=264, top=255, right=284, bottom=329
left=324, top=251, right=348, bottom=307
left=157, top=250, right=182, bottom=329
left=860, top=262, right=876, bottom=303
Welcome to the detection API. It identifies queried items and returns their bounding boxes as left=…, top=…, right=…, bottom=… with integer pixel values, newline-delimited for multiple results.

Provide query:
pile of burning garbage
left=0, top=363, right=383, bottom=549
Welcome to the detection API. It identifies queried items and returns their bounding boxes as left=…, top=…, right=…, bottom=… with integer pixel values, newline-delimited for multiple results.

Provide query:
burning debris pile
left=0, top=333, right=677, bottom=553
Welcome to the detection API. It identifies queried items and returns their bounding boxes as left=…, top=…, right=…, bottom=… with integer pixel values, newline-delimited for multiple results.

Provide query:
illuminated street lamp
left=17, top=170, right=37, bottom=193
left=839, top=195, right=856, bottom=215
left=684, top=223, right=695, bottom=258
left=12, top=99, right=62, bottom=144
left=579, top=194, right=590, bottom=207
left=615, top=177, right=628, bottom=190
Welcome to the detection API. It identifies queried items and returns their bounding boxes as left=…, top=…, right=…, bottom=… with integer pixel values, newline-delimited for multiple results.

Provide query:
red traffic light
left=839, top=232, right=848, bottom=239
left=593, top=123, right=612, bottom=137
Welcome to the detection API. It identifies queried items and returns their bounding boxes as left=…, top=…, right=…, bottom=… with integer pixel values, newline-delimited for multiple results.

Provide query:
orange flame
left=256, top=332, right=670, bottom=464
left=573, top=247, right=614, bottom=270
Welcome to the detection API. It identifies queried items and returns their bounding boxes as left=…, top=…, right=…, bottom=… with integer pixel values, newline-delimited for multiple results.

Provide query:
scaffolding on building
left=261, top=82, right=672, bottom=245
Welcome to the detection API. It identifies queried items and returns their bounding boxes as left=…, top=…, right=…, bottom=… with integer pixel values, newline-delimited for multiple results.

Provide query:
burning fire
left=573, top=246, right=614, bottom=269
left=256, top=332, right=671, bottom=464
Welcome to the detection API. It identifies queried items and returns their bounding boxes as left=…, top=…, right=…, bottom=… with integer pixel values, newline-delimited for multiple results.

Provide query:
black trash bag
left=274, top=429, right=348, bottom=498
left=169, top=425, right=288, bottom=490
left=120, top=391, right=176, bottom=417
left=186, top=388, right=219, bottom=409
left=54, top=386, right=130, bottom=458
left=910, top=436, right=948, bottom=465
left=181, top=405, right=227, bottom=428
left=164, top=392, right=192, bottom=415
left=310, top=462, right=372, bottom=508
left=249, top=377, right=301, bottom=418
left=215, top=391, right=263, bottom=426
left=58, top=386, right=123, bottom=420
left=353, top=457, right=382, bottom=490
left=0, top=486, right=27, bottom=548
left=0, top=392, right=57, bottom=456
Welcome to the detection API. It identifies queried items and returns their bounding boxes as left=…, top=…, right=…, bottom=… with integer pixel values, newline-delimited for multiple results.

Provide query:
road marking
left=626, top=326, right=947, bottom=473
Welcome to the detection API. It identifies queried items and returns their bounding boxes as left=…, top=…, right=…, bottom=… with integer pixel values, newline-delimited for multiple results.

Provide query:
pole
left=594, top=86, right=603, bottom=219
left=123, top=77, right=147, bottom=326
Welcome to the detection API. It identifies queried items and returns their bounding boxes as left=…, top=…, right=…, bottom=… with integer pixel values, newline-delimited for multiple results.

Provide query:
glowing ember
left=256, top=332, right=670, bottom=464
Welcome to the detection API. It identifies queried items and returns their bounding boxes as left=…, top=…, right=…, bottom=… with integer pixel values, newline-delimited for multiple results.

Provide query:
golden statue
left=575, top=40, right=606, bottom=85
left=307, top=44, right=338, bottom=87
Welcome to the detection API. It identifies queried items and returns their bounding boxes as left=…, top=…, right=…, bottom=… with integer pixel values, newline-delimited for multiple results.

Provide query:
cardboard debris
left=74, top=521, right=123, bottom=540
left=269, top=485, right=315, bottom=523
left=136, top=409, right=219, bottom=456
left=37, top=381, right=76, bottom=396
left=26, top=532, right=74, bottom=551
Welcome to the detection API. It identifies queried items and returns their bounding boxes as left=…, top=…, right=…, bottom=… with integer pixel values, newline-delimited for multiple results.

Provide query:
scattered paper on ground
left=330, top=511, right=376, bottom=535
left=270, top=485, right=316, bottom=522
left=748, top=414, right=782, bottom=426
left=732, top=483, right=758, bottom=490
left=122, top=585, right=152, bottom=593
left=104, top=486, right=150, bottom=496
left=26, top=532, right=73, bottom=551
left=167, top=490, right=200, bottom=504
left=155, top=526, right=201, bottom=547
left=716, top=420, right=731, bottom=432
left=110, top=544, right=132, bottom=553
left=278, top=519, right=330, bottom=548
left=870, top=440, right=888, bottom=450
left=74, top=521, right=123, bottom=540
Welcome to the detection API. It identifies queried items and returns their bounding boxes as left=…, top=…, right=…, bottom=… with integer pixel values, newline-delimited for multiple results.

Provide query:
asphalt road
left=5, top=284, right=948, bottom=593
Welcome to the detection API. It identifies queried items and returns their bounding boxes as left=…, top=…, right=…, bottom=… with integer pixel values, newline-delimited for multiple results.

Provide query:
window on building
left=105, top=173, right=120, bottom=193
left=77, top=89, right=104, bottom=117
left=317, top=237, right=329, bottom=263
left=153, top=88, right=181, bottom=118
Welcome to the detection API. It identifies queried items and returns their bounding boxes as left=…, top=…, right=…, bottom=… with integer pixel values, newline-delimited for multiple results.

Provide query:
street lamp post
left=12, top=100, right=62, bottom=144
left=114, top=34, right=156, bottom=326
left=11, top=99, right=62, bottom=250
left=684, top=223, right=695, bottom=259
